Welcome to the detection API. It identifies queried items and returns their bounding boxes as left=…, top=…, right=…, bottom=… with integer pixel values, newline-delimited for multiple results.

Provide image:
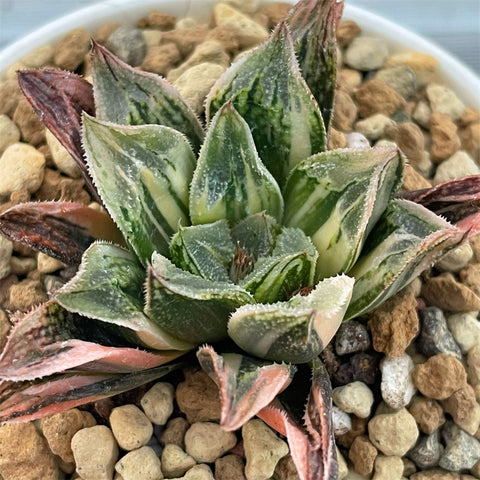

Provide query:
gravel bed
left=0, top=2, right=479, bottom=480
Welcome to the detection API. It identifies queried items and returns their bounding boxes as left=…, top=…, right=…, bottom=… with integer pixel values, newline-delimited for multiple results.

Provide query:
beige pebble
left=110, top=404, right=154, bottom=451
left=0, top=114, right=20, bottom=154
left=0, top=235, right=13, bottom=281
left=333, top=381, right=374, bottom=419
left=243, top=418, right=289, bottom=480
left=354, top=113, right=396, bottom=141
left=9, top=256, right=36, bottom=276
left=354, top=79, right=406, bottom=118
left=447, top=312, right=480, bottom=353
left=45, top=128, right=81, bottom=178
left=9, top=277, right=47, bottom=311
left=184, top=422, right=237, bottom=463
left=412, top=100, right=432, bottom=129
left=0, top=143, right=45, bottom=196
left=161, top=416, right=190, bottom=447
left=21, top=44, right=55, bottom=68
left=0, top=422, right=59, bottom=480
left=161, top=443, right=196, bottom=477
left=213, top=3, right=268, bottom=50
left=433, top=150, right=480, bottom=185
left=348, top=435, right=378, bottom=476
left=332, top=90, right=358, bottom=132
left=115, top=446, right=163, bottom=480
left=168, top=40, right=229, bottom=82
left=71, top=425, right=119, bottom=480
left=173, top=62, right=226, bottom=114
left=54, top=28, right=91, bottom=71
left=215, top=454, right=246, bottom=480
left=430, top=111, right=461, bottom=163
left=467, top=344, right=480, bottom=387
left=436, top=243, right=474, bottom=272
left=141, top=382, right=175, bottom=425
left=37, top=252, right=65, bottom=274
left=183, top=463, right=215, bottom=479
left=372, top=455, right=404, bottom=480
left=385, top=51, right=439, bottom=86
left=337, top=447, right=349, bottom=480
left=426, top=83, right=466, bottom=121
left=368, top=408, right=419, bottom=456
left=442, top=384, right=480, bottom=435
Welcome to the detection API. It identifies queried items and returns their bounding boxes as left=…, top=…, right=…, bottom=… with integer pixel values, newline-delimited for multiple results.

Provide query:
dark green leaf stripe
left=82, top=115, right=196, bottom=265
left=190, top=103, right=283, bottom=226
left=207, top=24, right=326, bottom=187
left=91, top=43, right=204, bottom=152
left=145, top=254, right=254, bottom=344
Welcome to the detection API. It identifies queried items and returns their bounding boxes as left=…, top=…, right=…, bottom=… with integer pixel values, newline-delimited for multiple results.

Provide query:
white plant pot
left=0, top=0, right=479, bottom=108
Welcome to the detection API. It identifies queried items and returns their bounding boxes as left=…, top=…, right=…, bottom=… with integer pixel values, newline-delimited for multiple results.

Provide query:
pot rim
left=0, top=0, right=479, bottom=107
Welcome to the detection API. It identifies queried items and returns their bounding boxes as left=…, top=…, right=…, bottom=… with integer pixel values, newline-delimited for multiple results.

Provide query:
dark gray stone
left=408, top=430, right=443, bottom=469
left=106, top=26, right=147, bottom=66
left=417, top=307, right=462, bottom=360
left=335, top=320, right=371, bottom=355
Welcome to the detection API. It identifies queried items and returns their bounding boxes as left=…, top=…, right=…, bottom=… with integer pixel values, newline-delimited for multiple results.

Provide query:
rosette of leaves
left=0, top=1, right=479, bottom=478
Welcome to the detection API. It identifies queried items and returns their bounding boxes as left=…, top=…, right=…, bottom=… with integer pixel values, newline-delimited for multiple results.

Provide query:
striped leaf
left=169, top=220, right=235, bottom=282
left=56, top=242, right=193, bottom=351
left=286, top=0, right=343, bottom=131
left=91, top=42, right=203, bottom=152
left=197, top=346, right=296, bottom=431
left=145, top=253, right=254, bottom=344
left=190, top=103, right=283, bottom=226
left=0, top=301, right=184, bottom=382
left=82, top=114, right=196, bottom=264
left=241, top=227, right=318, bottom=303
left=283, top=147, right=405, bottom=279
left=206, top=24, right=326, bottom=187
left=346, top=199, right=464, bottom=319
left=230, top=213, right=280, bottom=259
left=228, top=275, right=354, bottom=363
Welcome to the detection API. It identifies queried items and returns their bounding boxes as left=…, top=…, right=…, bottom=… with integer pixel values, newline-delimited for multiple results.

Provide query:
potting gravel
left=0, top=2, right=479, bottom=479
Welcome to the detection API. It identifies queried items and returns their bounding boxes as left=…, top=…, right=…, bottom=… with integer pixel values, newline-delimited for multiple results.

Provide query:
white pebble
left=0, top=143, right=45, bottom=196
left=71, top=425, right=119, bottom=480
left=333, top=381, right=374, bottom=419
left=433, top=150, right=480, bottom=185
left=447, top=312, right=480, bottom=353
left=380, top=354, right=416, bottom=409
left=141, top=382, right=175, bottom=425
left=184, top=422, right=237, bottom=463
left=110, top=404, right=153, bottom=451
left=333, top=406, right=352, bottom=436
left=115, top=446, right=163, bottom=480
left=0, top=114, right=20, bottom=154
left=243, top=419, right=289, bottom=480
left=345, top=132, right=370, bottom=149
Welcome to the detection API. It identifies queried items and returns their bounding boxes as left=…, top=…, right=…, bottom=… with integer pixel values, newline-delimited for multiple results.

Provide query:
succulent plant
left=1, top=1, right=479, bottom=478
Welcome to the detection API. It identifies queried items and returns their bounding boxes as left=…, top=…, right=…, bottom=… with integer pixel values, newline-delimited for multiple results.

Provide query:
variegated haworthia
left=2, top=2, right=479, bottom=480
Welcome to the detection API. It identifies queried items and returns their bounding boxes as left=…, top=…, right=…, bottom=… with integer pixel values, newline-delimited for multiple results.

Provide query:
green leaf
left=90, top=42, right=204, bottom=152
left=228, top=274, right=354, bottom=363
left=197, top=346, right=295, bottom=431
left=286, top=0, right=342, bottom=131
left=283, top=147, right=405, bottom=279
left=146, top=253, right=254, bottom=344
left=241, top=227, right=318, bottom=303
left=82, top=114, right=196, bottom=264
left=206, top=24, right=326, bottom=187
left=57, top=242, right=193, bottom=351
left=230, top=212, right=280, bottom=259
left=169, top=220, right=235, bottom=282
left=346, top=199, right=465, bottom=319
left=190, top=102, right=283, bottom=225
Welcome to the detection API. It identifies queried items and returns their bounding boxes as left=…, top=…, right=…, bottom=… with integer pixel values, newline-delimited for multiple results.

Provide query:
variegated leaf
left=169, top=220, right=235, bottom=282
left=0, top=201, right=124, bottom=264
left=0, top=363, right=183, bottom=423
left=146, top=253, right=254, bottom=344
left=346, top=199, right=464, bottom=319
left=190, top=103, right=283, bottom=226
left=286, top=0, right=343, bottom=131
left=90, top=42, right=204, bottom=151
left=283, top=147, right=405, bottom=279
left=258, top=360, right=337, bottom=480
left=230, top=212, right=280, bottom=259
left=228, top=274, right=354, bottom=363
left=206, top=24, right=326, bottom=187
left=197, top=346, right=295, bottom=431
left=82, top=114, right=196, bottom=264
left=241, top=227, right=318, bottom=303
left=57, top=242, right=193, bottom=351
left=17, top=68, right=100, bottom=202
left=0, top=301, right=184, bottom=382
